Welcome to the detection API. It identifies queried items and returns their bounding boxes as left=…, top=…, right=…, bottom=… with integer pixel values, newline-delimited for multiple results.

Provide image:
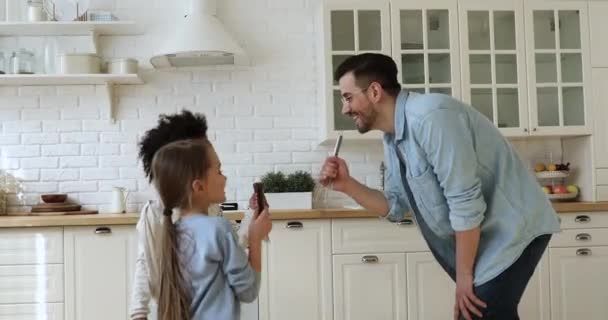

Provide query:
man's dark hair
left=138, top=110, right=208, bottom=182
left=334, top=53, right=402, bottom=97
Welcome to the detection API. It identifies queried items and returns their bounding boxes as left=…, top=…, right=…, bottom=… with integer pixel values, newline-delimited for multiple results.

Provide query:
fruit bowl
left=535, top=171, right=569, bottom=179
left=547, top=192, right=578, bottom=201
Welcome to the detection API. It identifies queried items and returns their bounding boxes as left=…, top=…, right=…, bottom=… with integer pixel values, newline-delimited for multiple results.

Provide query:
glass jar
left=0, top=52, right=6, bottom=74
left=27, top=0, right=46, bottom=22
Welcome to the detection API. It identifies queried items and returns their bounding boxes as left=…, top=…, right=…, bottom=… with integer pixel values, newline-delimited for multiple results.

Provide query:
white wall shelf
left=0, top=74, right=143, bottom=123
left=0, top=21, right=142, bottom=36
left=0, top=74, right=143, bottom=85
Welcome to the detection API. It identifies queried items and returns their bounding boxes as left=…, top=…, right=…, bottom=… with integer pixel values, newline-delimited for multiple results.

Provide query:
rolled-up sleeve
left=415, top=108, right=487, bottom=231
left=382, top=143, right=411, bottom=222
left=218, top=220, right=260, bottom=303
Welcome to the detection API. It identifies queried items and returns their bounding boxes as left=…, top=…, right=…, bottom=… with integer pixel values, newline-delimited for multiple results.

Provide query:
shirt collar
left=394, top=90, right=409, bottom=142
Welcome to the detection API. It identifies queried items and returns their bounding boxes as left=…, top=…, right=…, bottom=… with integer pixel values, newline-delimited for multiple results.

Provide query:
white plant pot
left=265, top=192, right=312, bottom=210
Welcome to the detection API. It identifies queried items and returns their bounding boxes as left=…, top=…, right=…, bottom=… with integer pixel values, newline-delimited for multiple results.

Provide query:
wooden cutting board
left=27, top=210, right=98, bottom=216
left=31, top=203, right=82, bottom=213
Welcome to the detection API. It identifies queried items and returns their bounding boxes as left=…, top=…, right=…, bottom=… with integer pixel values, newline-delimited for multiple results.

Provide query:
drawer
left=550, top=228, right=608, bottom=248
left=0, top=265, right=64, bottom=304
left=0, top=228, right=63, bottom=265
left=596, top=169, right=608, bottom=185
left=0, top=303, right=63, bottom=320
left=559, top=212, right=608, bottom=229
left=332, top=218, right=428, bottom=254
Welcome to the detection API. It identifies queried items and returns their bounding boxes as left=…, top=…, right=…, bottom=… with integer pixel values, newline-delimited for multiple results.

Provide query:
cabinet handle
left=532, top=128, right=537, bottom=132
left=524, top=128, right=528, bottom=133
left=576, top=248, right=592, bottom=256
left=396, top=219, right=414, bottom=226
left=361, top=255, right=379, bottom=263
left=286, top=221, right=303, bottom=229
left=575, top=233, right=591, bottom=241
left=574, top=215, right=590, bottom=223
left=94, top=227, right=112, bottom=235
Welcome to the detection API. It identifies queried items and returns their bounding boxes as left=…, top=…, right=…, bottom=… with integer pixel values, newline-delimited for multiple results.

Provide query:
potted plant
left=261, top=170, right=315, bottom=209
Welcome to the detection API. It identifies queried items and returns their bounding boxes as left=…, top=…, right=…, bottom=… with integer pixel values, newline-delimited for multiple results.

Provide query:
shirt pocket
left=408, top=165, right=446, bottom=208
left=408, top=166, right=452, bottom=237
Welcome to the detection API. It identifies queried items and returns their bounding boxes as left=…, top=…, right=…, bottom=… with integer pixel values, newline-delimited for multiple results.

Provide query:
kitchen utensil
left=31, top=202, right=81, bottom=212
left=57, top=53, right=100, bottom=74
left=315, top=133, right=343, bottom=207
left=106, top=58, right=138, bottom=74
left=41, top=193, right=67, bottom=203
left=110, top=186, right=129, bottom=213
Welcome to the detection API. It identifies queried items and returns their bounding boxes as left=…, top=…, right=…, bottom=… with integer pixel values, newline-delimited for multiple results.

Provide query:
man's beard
left=355, top=111, right=376, bottom=134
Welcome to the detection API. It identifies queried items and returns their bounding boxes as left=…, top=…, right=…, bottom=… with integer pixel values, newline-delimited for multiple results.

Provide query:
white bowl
left=57, top=53, right=101, bottom=74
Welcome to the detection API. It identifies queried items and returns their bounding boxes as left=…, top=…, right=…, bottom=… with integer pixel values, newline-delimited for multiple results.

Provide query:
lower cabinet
left=333, top=253, right=407, bottom=320
left=549, top=246, right=608, bottom=320
left=64, top=225, right=137, bottom=320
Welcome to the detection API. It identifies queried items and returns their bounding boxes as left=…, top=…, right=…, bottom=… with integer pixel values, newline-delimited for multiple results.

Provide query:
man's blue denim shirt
left=383, top=90, right=560, bottom=285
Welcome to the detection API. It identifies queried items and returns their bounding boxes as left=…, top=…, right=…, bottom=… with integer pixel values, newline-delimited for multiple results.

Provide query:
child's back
left=178, top=214, right=260, bottom=319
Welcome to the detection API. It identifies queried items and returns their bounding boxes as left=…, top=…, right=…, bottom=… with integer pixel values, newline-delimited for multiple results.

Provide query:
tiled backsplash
left=0, top=0, right=565, bottom=212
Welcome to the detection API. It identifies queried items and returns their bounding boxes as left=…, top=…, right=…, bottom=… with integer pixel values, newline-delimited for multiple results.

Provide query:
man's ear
left=369, top=82, right=383, bottom=103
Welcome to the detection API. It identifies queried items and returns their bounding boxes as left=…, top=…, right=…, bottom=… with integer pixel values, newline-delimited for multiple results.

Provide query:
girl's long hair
left=151, top=139, right=211, bottom=320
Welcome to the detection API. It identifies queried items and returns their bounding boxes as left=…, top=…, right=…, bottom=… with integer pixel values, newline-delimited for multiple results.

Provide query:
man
left=319, top=53, right=560, bottom=320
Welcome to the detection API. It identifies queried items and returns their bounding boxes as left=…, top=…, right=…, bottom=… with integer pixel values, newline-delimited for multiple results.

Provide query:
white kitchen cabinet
left=319, top=0, right=391, bottom=143
left=258, top=220, right=332, bottom=320
left=406, top=251, right=550, bottom=320
left=390, top=0, right=461, bottom=97
left=592, top=69, right=608, bottom=170
left=405, top=252, right=454, bottom=320
left=549, top=246, right=608, bottom=320
left=460, top=0, right=592, bottom=137
left=0, top=303, right=64, bottom=320
left=588, top=1, right=608, bottom=68
left=333, top=253, right=406, bottom=320
left=524, top=1, right=592, bottom=136
left=63, top=225, right=137, bottom=320
left=459, top=0, right=530, bottom=137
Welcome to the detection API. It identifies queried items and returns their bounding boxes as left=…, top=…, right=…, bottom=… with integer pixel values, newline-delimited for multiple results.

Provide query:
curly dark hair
left=138, top=110, right=208, bottom=182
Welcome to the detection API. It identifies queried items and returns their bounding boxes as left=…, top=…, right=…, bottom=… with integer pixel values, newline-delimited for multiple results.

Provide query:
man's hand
left=319, top=156, right=351, bottom=192
left=454, top=273, right=486, bottom=320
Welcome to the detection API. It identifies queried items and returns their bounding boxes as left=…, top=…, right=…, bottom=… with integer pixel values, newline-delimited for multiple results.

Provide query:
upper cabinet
left=459, top=0, right=530, bottom=137
left=588, top=1, right=608, bottom=67
left=319, top=0, right=593, bottom=142
left=390, top=0, right=461, bottom=98
left=460, top=0, right=592, bottom=137
left=319, top=0, right=391, bottom=143
left=524, top=1, right=592, bottom=136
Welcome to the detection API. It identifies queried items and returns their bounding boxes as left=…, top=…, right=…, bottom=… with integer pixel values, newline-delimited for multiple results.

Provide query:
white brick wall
left=0, top=0, right=561, bottom=213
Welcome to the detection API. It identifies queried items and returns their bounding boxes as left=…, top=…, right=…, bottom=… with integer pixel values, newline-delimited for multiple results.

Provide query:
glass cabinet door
left=459, top=0, right=528, bottom=136
left=324, top=1, right=391, bottom=137
left=391, top=0, right=460, bottom=97
left=526, top=3, right=591, bottom=135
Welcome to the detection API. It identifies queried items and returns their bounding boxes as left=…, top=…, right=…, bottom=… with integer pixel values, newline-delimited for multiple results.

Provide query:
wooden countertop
left=1, top=202, right=607, bottom=228
left=0, top=213, right=139, bottom=228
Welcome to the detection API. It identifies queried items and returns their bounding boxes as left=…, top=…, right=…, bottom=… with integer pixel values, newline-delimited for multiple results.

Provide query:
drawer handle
left=574, top=215, right=590, bottom=223
left=396, top=219, right=414, bottom=226
left=575, top=233, right=591, bottom=241
left=362, top=255, right=379, bottom=263
left=286, top=221, right=303, bottom=229
left=94, top=227, right=112, bottom=235
left=576, top=248, right=592, bottom=256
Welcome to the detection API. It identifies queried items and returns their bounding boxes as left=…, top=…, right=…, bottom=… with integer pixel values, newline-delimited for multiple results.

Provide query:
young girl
left=151, top=138, right=272, bottom=320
